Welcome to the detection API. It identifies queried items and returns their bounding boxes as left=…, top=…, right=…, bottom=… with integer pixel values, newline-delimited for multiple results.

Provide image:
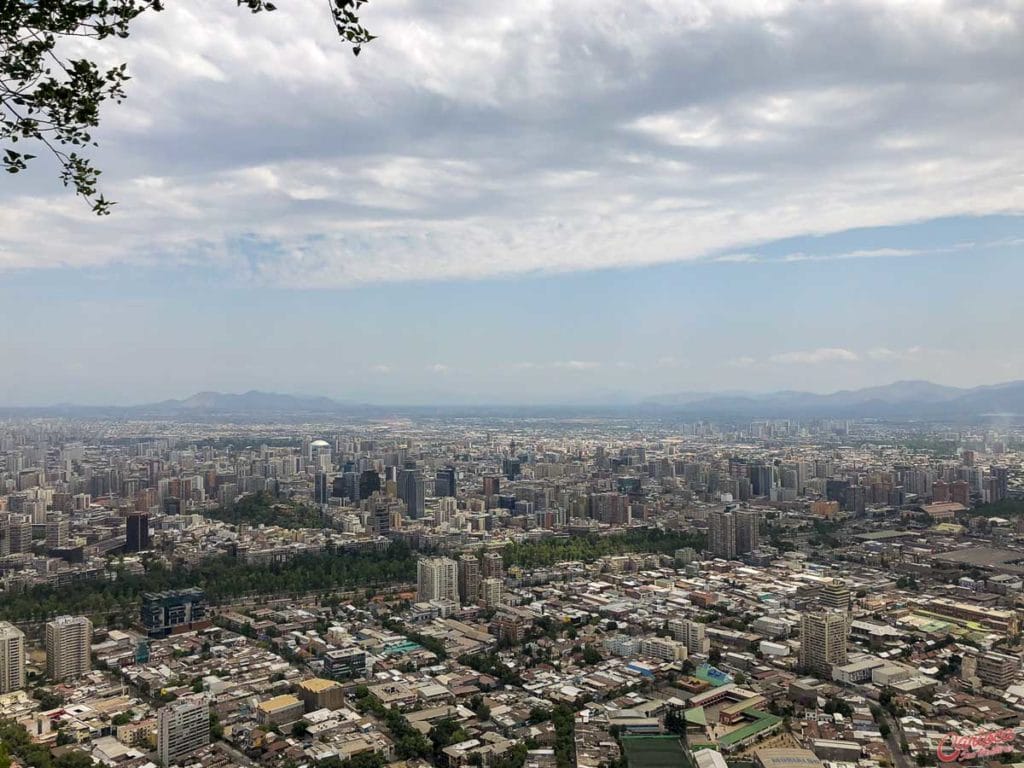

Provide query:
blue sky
left=2, top=214, right=1021, bottom=405
left=1, top=1, right=1022, bottom=405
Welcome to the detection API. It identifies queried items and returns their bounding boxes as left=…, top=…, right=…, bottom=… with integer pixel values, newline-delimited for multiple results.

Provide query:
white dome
left=310, top=439, right=331, bottom=447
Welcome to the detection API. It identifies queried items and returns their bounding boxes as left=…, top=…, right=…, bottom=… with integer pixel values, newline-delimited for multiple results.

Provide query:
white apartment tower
left=0, top=622, right=26, bottom=694
left=45, top=615, right=92, bottom=682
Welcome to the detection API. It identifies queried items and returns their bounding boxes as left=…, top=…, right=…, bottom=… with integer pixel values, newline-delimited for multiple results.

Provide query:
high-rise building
left=481, top=551, right=505, bottom=579
left=820, top=579, right=851, bottom=614
left=799, top=611, right=848, bottom=677
left=457, top=554, right=481, bottom=605
left=736, top=509, right=760, bottom=554
left=668, top=618, right=710, bottom=656
left=416, top=557, right=458, bottom=602
left=708, top=509, right=737, bottom=559
left=977, top=651, right=1019, bottom=688
left=45, top=512, right=69, bottom=550
left=950, top=480, right=970, bottom=507
left=126, top=512, right=150, bottom=552
left=158, top=695, right=210, bottom=766
left=435, top=467, right=457, bottom=498
left=313, top=472, right=330, bottom=505
left=358, top=470, right=381, bottom=501
left=0, top=622, right=26, bottom=694
left=482, top=476, right=500, bottom=498
left=398, top=469, right=425, bottom=518
left=479, top=577, right=503, bottom=609
left=45, top=615, right=92, bottom=682
left=7, top=514, right=31, bottom=554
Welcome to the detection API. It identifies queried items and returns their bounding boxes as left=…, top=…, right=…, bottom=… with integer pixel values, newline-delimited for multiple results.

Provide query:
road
left=880, top=711, right=914, bottom=768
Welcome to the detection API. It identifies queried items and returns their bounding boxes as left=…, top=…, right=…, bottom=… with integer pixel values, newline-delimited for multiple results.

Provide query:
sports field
left=621, top=736, right=689, bottom=768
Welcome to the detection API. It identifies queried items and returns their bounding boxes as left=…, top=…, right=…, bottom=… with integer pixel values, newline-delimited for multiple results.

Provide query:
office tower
left=736, top=509, right=760, bottom=555
left=313, top=472, right=329, bottom=505
left=162, top=496, right=182, bottom=515
left=482, top=476, right=500, bottom=498
left=480, top=577, right=503, bottom=609
left=416, top=556, right=458, bottom=602
left=126, top=512, right=150, bottom=552
left=398, top=469, right=425, bottom=519
left=141, top=589, right=208, bottom=638
left=45, top=512, right=69, bottom=550
left=0, top=622, right=26, bottom=694
left=708, top=509, right=737, bottom=559
left=481, top=551, right=505, bottom=579
left=799, top=611, right=848, bottom=677
left=458, top=554, right=481, bottom=605
left=45, top=615, right=92, bottom=682
left=309, top=439, right=332, bottom=471
left=820, top=579, right=851, bottom=613
left=932, top=480, right=950, bottom=503
left=435, top=467, right=457, bottom=498
left=751, top=464, right=776, bottom=497
left=158, top=695, right=210, bottom=766
left=0, top=517, right=9, bottom=557
left=358, top=470, right=381, bottom=501
left=334, top=471, right=359, bottom=501
left=991, top=466, right=1010, bottom=503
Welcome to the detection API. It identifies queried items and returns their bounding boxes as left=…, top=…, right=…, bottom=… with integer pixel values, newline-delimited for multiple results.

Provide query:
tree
left=1, top=0, right=374, bottom=213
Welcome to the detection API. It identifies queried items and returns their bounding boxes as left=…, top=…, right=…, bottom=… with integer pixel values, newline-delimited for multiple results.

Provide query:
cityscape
left=0, top=404, right=1023, bottom=768
left=3, top=1, right=1024, bottom=768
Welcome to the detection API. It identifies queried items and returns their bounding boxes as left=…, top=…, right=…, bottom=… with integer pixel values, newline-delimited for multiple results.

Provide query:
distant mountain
left=134, top=390, right=356, bottom=417
left=642, top=379, right=1024, bottom=419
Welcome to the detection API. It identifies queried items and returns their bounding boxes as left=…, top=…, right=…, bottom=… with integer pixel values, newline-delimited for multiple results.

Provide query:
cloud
left=0, top=0, right=1022, bottom=285
left=369, top=364, right=392, bottom=374
left=729, top=356, right=756, bottom=367
left=427, top=363, right=450, bottom=374
left=769, top=348, right=860, bottom=364
left=553, top=361, right=600, bottom=371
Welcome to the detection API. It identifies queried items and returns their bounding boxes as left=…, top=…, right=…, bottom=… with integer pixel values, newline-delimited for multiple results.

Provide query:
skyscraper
left=358, top=470, right=381, bottom=501
left=799, top=610, right=848, bottom=677
left=45, top=512, right=69, bottom=550
left=457, top=553, right=481, bottom=605
left=0, top=622, right=26, bottom=694
left=736, top=509, right=760, bottom=555
left=435, top=467, right=457, bottom=498
left=45, top=615, right=92, bottom=682
left=417, top=556, right=458, bottom=602
left=158, top=695, right=210, bottom=766
left=313, top=472, right=330, bottom=505
left=398, top=468, right=425, bottom=518
left=708, top=509, right=737, bottom=559
left=126, top=512, right=150, bottom=552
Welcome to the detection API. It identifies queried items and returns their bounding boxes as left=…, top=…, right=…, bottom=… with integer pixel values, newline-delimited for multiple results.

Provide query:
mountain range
left=641, top=379, right=1024, bottom=418
left=3, top=380, right=1024, bottom=420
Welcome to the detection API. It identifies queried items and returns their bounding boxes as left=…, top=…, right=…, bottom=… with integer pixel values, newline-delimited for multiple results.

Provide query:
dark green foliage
left=503, top=529, right=706, bottom=569
left=0, top=541, right=416, bottom=622
left=1, top=0, right=373, bottom=212
left=459, top=652, right=524, bottom=686
left=210, top=491, right=325, bottom=529
left=551, top=704, right=575, bottom=768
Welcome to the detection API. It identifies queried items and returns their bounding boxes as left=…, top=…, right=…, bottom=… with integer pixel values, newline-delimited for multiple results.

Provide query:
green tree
left=1, top=0, right=374, bottom=213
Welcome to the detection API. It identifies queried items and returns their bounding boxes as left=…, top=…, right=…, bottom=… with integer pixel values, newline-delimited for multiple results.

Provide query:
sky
left=1, top=0, right=1022, bottom=405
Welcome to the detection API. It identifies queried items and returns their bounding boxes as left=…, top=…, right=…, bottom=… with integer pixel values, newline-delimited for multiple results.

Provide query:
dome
left=310, top=439, right=331, bottom=447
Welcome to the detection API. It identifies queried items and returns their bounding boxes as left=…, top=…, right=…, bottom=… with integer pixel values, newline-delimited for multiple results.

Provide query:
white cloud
left=729, top=356, right=757, bottom=367
left=553, top=361, right=600, bottom=371
left=369, top=364, right=392, bottom=373
left=1, top=0, right=1022, bottom=284
left=427, top=363, right=450, bottom=374
left=770, top=348, right=860, bottom=364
